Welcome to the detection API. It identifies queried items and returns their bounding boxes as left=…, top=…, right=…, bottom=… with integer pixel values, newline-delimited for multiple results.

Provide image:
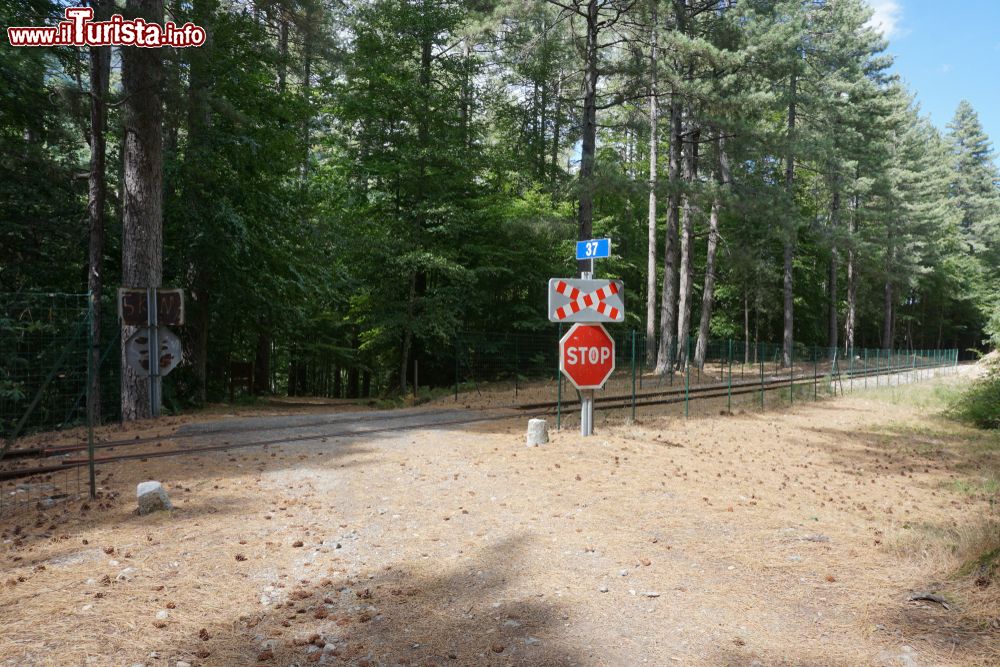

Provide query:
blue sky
left=867, top=0, right=1000, bottom=161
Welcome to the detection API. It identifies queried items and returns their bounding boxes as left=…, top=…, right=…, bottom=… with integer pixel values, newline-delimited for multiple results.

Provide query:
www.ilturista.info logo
left=7, top=7, right=205, bottom=48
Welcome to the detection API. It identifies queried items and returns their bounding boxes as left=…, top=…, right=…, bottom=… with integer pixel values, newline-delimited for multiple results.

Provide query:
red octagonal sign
left=559, top=323, right=615, bottom=390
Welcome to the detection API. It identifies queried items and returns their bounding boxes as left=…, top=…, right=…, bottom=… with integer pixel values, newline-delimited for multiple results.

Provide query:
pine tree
left=947, top=101, right=1000, bottom=264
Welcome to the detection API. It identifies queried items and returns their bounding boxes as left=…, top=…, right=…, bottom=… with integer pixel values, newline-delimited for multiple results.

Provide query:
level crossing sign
left=547, top=278, right=625, bottom=323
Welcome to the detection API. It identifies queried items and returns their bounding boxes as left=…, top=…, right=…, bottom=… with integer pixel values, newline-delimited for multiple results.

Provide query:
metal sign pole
left=147, top=287, right=161, bottom=417
left=580, top=261, right=592, bottom=435
left=580, top=390, right=594, bottom=436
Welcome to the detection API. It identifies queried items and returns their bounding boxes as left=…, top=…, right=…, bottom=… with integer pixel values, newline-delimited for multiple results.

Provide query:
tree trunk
left=676, top=122, right=698, bottom=367
left=782, top=70, right=797, bottom=368
left=187, top=0, right=213, bottom=404
left=333, top=366, right=342, bottom=399
left=576, top=0, right=600, bottom=273
left=348, top=366, right=360, bottom=399
left=399, top=13, right=434, bottom=395
left=400, top=272, right=416, bottom=393
left=461, top=40, right=472, bottom=150
left=301, top=7, right=312, bottom=179
left=120, top=0, right=164, bottom=422
left=694, top=134, right=730, bottom=368
left=882, top=279, right=893, bottom=349
left=828, top=185, right=840, bottom=350
left=277, top=11, right=288, bottom=92
left=743, top=289, right=750, bottom=364
left=87, top=0, right=111, bottom=424
left=654, top=92, right=682, bottom=374
left=645, top=5, right=658, bottom=367
left=845, top=191, right=857, bottom=353
left=254, top=333, right=271, bottom=394
left=550, top=71, right=562, bottom=183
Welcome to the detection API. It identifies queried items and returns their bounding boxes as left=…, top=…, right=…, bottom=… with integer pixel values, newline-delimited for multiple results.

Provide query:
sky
left=866, top=0, right=1000, bottom=160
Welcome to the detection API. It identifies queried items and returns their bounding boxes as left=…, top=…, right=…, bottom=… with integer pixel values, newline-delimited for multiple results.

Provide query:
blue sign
left=576, top=238, right=611, bottom=260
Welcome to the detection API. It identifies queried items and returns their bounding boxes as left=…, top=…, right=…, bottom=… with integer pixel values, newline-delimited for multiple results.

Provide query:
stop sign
left=559, top=323, right=615, bottom=389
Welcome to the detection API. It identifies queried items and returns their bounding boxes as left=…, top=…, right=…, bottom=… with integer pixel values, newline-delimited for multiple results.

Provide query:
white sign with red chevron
left=547, top=278, right=625, bottom=323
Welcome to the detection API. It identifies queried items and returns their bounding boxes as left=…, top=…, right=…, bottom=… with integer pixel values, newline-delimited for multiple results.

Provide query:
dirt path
left=1, top=378, right=996, bottom=666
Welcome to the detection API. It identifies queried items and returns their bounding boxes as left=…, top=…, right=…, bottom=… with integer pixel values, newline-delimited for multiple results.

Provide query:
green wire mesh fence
left=454, top=330, right=959, bottom=429
left=0, top=293, right=123, bottom=515
left=1, top=294, right=89, bottom=440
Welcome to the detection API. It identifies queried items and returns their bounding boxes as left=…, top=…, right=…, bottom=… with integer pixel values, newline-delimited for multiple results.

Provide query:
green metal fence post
left=630, top=330, right=637, bottom=422
left=789, top=344, right=794, bottom=406
left=684, top=337, right=690, bottom=419
left=454, top=337, right=459, bottom=402
left=862, top=348, right=866, bottom=389
left=727, top=339, right=733, bottom=413
left=759, top=342, right=765, bottom=410
left=720, top=340, right=724, bottom=383
left=813, top=347, right=818, bottom=400
left=638, top=333, right=644, bottom=390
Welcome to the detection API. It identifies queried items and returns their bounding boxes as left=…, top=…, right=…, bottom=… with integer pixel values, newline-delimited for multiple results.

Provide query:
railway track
left=518, top=361, right=952, bottom=411
left=0, top=409, right=533, bottom=481
left=1, top=362, right=956, bottom=483
left=3, top=406, right=488, bottom=460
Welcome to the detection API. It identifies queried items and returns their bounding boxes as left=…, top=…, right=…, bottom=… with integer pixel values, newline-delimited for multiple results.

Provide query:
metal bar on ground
left=556, top=323, right=562, bottom=430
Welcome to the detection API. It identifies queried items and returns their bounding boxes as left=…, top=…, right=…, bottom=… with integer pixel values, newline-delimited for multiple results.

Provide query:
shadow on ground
left=166, top=534, right=588, bottom=666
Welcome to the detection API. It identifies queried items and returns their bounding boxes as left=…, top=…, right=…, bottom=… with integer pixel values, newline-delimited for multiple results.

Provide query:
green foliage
left=952, top=355, right=1000, bottom=430
left=3, top=0, right=999, bottom=404
left=987, top=305, right=1000, bottom=349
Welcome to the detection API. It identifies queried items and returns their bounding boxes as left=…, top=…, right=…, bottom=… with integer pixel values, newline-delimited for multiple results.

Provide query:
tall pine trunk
left=645, top=6, right=658, bottom=367
left=187, top=0, right=213, bottom=403
left=576, top=0, right=600, bottom=273
left=743, top=289, right=750, bottom=364
left=782, top=70, right=797, bottom=368
left=400, top=27, right=433, bottom=393
left=694, top=134, right=730, bottom=368
left=883, top=279, right=893, bottom=349
left=654, top=93, right=682, bottom=374
left=883, top=233, right=894, bottom=350
left=87, top=0, right=111, bottom=424
left=550, top=72, right=562, bottom=184
left=120, top=0, right=164, bottom=421
left=828, top=184, right=840, bottom=350
left=845, top=189, right=858, bottom=353
left=675, top=122, right=698, bottom=367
